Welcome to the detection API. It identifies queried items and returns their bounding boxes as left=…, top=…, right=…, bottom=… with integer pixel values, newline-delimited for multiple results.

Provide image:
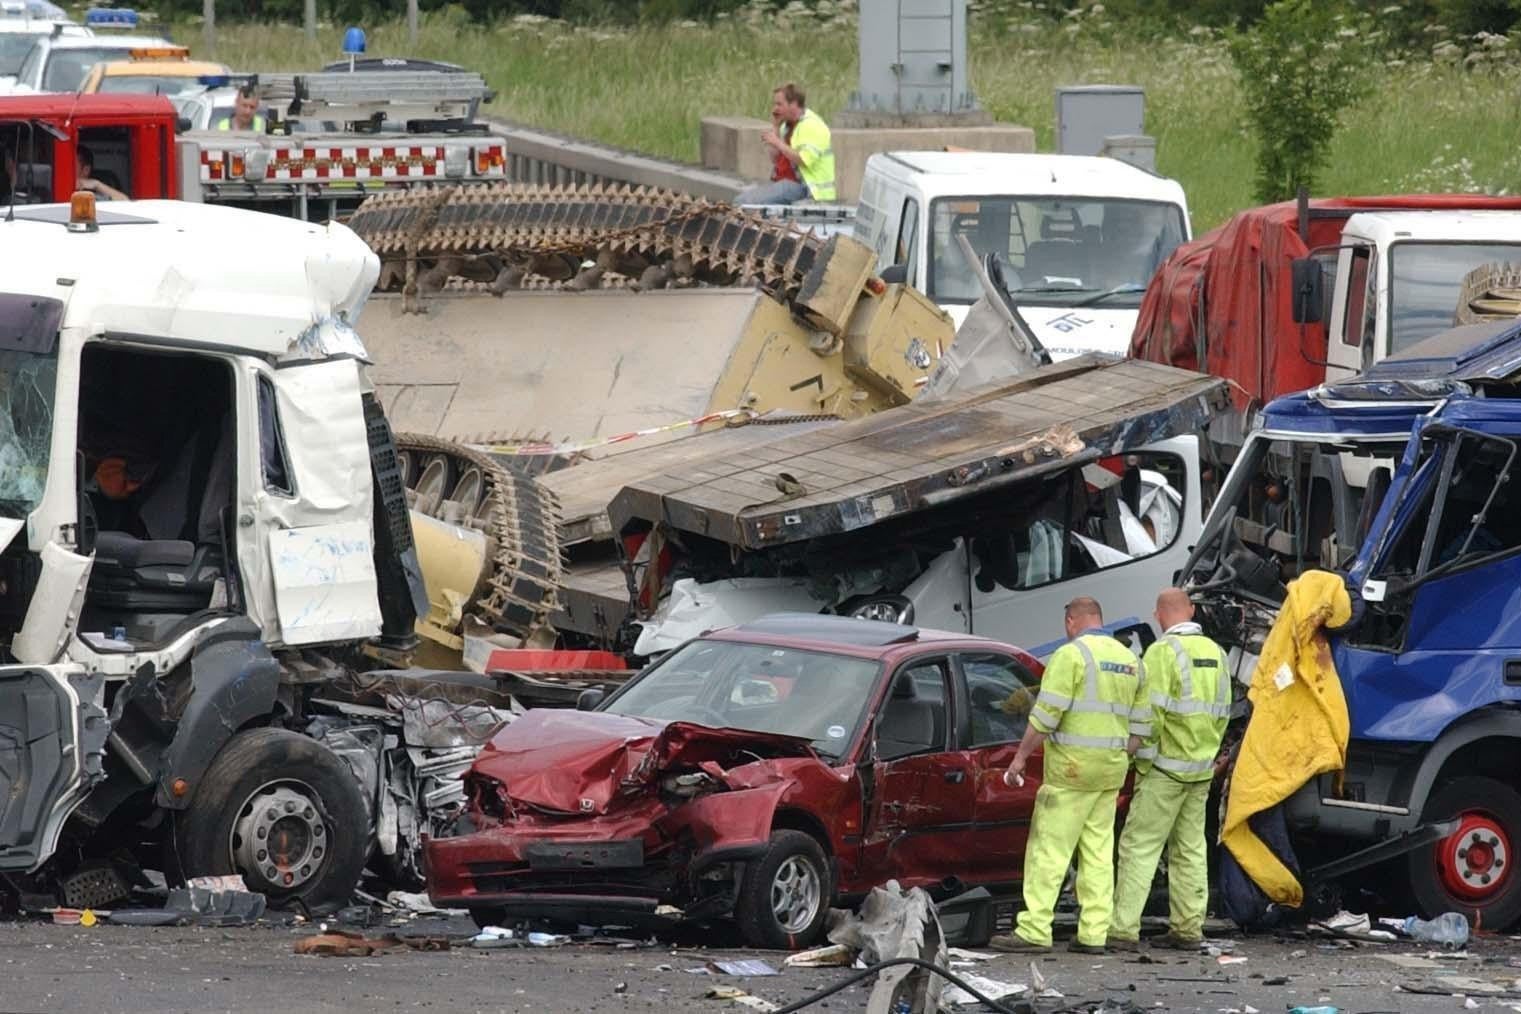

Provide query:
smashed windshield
left=928, top=196, right=1186, bottom=305
left=0, top=349, right=56, bottom=518
left=1389, top=241, right=1521, bottom=354
left=604, top=639, right=881, bottom=760
left=1187, top=434, right=1409, bottom=599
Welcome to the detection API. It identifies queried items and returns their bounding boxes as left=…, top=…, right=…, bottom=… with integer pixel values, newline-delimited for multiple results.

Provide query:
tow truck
left=0, top=67, right=509, bottom=220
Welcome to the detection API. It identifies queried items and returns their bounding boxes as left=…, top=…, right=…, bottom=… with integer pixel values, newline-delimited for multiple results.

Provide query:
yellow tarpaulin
left=1221, top=569, right=1352, bottom=908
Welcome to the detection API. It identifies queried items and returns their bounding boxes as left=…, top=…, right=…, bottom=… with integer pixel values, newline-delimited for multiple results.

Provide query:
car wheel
left=173, top=728, right=368, bottom=916
left=1408, top=776, right=1521, bottom=930
left=735, top=830, right=831, bottom=950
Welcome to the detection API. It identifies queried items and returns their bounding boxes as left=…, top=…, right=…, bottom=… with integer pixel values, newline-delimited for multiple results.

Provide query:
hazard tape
left=471, top=410, right=748, bottom=456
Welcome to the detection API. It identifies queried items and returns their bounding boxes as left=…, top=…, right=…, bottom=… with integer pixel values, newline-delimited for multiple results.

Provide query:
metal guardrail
left=484, top=117, right=747, bottom=202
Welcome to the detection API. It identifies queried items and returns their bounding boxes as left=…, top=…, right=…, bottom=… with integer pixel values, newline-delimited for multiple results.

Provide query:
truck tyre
left=1408, top=776, right=1521, bottom=930
left=734, top=830, right=831, bottom=950
left=173, top=728, right=368, bottom=916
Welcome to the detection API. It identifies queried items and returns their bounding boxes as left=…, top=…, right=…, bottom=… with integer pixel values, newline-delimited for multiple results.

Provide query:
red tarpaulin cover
left=1129, top=195, right=1521, bottom=411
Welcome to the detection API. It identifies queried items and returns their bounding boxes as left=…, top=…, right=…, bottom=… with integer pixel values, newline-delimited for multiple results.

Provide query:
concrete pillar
left=202, top=0, right=214, bottom=53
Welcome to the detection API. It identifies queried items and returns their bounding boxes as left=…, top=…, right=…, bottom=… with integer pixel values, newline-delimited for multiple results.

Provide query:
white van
left=854, top=151, right=1191, bottom=358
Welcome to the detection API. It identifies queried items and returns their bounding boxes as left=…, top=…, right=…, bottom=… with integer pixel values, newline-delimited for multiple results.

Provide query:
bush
left=1228, top=0, right=1377, bottom=203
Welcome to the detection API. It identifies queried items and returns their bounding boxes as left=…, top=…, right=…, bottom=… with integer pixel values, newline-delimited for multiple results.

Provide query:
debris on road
left=708, top=959, right=779, bottom=976
left=941, top=972, right=1028, bottom=1007
left=784, top=944, right=854, bottom=968
left=294, top=930, right=452, bottom=956
left=705, top=985, right=780, bottom=1012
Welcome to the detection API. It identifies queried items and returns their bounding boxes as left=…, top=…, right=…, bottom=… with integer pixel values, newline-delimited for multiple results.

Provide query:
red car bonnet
left=472, top=710, right=815, bottom=816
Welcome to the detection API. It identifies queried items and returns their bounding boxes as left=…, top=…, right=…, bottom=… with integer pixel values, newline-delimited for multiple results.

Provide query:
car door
left=858, top=655, right=979, bottom=891
left=957, top=650, right=1044, bottom=884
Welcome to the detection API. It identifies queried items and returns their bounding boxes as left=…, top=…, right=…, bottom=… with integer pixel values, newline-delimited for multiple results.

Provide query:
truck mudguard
left=153, top=619, right=281, bottom=810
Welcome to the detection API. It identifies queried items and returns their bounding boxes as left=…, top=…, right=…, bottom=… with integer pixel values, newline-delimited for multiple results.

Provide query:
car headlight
left=847, top=595, right=913, bottom=624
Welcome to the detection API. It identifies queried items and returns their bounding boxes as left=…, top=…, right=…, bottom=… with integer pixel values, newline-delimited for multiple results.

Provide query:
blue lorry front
left=1184, top=319, right=1521, bottom=927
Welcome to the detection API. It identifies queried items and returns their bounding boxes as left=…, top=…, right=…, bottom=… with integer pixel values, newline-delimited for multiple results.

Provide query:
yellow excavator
left=347, top=182, right=954, bottom=663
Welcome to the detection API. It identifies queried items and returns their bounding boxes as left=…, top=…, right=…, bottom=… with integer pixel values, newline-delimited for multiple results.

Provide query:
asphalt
left=4, top=910, right=1521, bottom=1014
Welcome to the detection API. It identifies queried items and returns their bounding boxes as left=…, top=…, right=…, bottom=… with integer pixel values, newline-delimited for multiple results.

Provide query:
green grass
left=184, top=9, right=1521, bottom=230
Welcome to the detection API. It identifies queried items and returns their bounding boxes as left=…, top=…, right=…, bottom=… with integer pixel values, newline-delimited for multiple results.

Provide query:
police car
left=0, top=0, right=88, bottom=79
left=3, top=8, right=171, bottom=94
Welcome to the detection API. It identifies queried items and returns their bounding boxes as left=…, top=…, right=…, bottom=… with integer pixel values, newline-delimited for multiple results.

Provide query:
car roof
left=706, top=613, right=1022, bottom=660
left=46, top=33, right=167, bottom=49
left=870, top=151, right=1188, bottom=206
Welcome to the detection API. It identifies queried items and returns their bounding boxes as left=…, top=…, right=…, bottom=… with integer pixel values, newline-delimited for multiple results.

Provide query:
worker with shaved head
left=1109, top=587, right=1232, bottom=951
left=991, top=596, right=1145, bottom=955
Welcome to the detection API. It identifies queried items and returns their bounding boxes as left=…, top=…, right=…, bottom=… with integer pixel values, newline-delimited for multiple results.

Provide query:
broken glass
left=0, top=348, right=56, bottom=519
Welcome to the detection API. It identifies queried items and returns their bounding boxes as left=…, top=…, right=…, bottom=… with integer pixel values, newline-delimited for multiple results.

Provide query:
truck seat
left=87, top=415, right=233, bottom=613
left=1023, top=240, right=1090, bottom=284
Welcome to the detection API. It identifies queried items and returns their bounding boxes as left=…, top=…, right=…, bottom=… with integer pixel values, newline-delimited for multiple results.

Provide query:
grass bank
left=184, top=8, right=1521, bottom=229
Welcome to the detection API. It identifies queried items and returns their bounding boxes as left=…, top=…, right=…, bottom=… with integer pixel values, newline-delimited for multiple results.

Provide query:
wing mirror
left=1291, top=257, right=1325, bottom=324
left=576, top=688, right=606, bottom=711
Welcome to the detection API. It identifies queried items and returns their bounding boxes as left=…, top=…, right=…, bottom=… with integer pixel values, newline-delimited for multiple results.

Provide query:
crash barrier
left=485, top=118, right=747, bottom=203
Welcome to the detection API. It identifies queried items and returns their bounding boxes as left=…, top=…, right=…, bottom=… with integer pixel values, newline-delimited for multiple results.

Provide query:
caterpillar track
left=346, top=182, right=828, bottom=298
left=397, top=432, right=565, bottom=643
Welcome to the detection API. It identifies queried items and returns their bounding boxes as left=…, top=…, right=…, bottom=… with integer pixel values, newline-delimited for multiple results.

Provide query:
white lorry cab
left=853, top=151, right=1190, bottom=357
left=1314, top=210, right=1521, bottom=381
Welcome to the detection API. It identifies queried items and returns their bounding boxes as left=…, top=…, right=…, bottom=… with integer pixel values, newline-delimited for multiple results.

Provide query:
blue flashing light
left=84, top=7, right=139, bottom=27
left=197, top=74, right=230, bottom=87
left=341, top=26, right=366, bottom=54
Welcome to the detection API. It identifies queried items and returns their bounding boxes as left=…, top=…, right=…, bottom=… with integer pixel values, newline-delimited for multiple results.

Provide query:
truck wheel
left=1409, top=776, right=1521, bottom=930
left=734, top=830, right=831, bottom=950
left=173, top=728, right=367, bottom=916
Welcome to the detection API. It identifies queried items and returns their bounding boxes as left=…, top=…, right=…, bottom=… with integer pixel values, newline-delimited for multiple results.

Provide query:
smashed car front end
left=424, top=710, right=844, bottom=922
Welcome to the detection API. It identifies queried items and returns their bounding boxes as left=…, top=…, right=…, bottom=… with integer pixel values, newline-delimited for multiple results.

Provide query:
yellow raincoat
left=1221, top=570, right=1352, bottom=907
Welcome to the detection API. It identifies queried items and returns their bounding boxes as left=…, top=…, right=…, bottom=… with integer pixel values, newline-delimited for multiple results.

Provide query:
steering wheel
left=1189, top=506, right=1244, bottom=593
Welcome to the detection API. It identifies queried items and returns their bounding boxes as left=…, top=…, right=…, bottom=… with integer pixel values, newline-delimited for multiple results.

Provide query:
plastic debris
left=941, top=973, right=1027, bottom=1007
left=386, top=890, right=466, bottom=916
left=709, top=959, right=779, bottom=976
left=1217, top=955, right=1248, bottom=966
left=1404, top=912, right=1471, bottom=949
left=785, top=944, right=854, bottom=968
left=165, top=886, right=267, bottom=927
left=1465, top=1000, right=1481, bottom=1011
left=705, top=986, right=780, bottom=1012
left=1286, top=1008, right=1339, bottom=1014
left=528, top=931, right=570, bottom=947
left=472, top=926, right=519, bottom=949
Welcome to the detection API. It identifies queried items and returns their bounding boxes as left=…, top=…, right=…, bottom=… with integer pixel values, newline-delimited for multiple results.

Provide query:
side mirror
left=1291, top=257, right=1325, bottom=324
left=576, top=688, right=605, bottom=711
left=176, top=116, right=193, bottom=133
left=880, top=263, right=908, bottom=285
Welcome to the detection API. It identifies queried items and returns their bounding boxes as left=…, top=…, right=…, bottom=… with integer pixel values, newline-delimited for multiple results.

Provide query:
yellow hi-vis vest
left=789, top=108, right=835, bottom=202
left=216, top=114, right=267, bottom=132
left=1029, top=632, right=1144, bottom=791
left=1136, top=628, right=1231, bottom=782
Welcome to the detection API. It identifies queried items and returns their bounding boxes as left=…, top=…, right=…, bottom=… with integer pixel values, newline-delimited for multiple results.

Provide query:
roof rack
left=258, top=69, right=495, bottom=132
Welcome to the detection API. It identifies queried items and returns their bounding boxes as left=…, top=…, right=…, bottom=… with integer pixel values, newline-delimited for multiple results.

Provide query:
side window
left=877, top=657, right=949, bottom=761
left=1342, top=247, right=1371, bottom=348
left=77, top=125, right=132, bottom=200
left=962, top=652, right=1040, bottom=747
left=895, top=198, right=920, bottom=279
left=16, top=43, right=39, bottom=86
left=257, top=375, right=294, bottom=496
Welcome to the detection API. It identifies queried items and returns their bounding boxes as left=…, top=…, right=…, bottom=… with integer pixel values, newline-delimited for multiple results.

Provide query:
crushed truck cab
left=1185, top=319, right=1521, bottom=928
left=0, top=197, right=430, bottom=911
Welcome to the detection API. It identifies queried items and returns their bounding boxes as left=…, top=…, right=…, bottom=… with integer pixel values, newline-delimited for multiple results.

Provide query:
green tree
left=1227, top=0, right=1376, bottom=203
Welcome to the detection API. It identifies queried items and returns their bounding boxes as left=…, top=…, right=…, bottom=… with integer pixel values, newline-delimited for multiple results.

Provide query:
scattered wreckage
left=426, top=614, right=1054, bottom=949
left=1184, top=318, right=1521, bottom=930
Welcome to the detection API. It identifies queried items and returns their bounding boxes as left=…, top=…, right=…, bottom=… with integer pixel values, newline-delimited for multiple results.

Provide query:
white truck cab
left=853, top=151, right=1190, bottom=358
left=1318, top=210, right=1521, bottom=381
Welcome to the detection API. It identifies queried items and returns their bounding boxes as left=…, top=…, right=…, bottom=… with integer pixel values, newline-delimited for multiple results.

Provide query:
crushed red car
left=424, top=614, right=1054, bottom=949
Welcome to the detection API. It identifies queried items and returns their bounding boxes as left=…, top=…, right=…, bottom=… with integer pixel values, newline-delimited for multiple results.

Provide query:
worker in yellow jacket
left=991, top=597, right=1146, bottom=955
left=734, top=82, right=836, bottom=205
left=1110, top=587, right=1232, bottom=950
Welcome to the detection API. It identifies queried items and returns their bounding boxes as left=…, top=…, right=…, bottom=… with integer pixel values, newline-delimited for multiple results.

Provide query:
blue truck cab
left=1184, top=319, right=1521, bottom=927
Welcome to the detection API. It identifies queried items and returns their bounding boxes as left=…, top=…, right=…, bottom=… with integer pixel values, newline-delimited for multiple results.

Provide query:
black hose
left=770, top=955, right=1027, bottom=1014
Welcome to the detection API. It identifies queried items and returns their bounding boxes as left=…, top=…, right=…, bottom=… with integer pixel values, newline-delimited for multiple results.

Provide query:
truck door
left=237, top=359, right=382, bottom=647
left=1325, top=244, right=1376, bottom=382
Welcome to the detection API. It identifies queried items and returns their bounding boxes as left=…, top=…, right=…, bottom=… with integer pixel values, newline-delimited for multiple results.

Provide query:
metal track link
left=347, top=182, right=826, bottom=298
left=396, top=432, right=565, bottom=642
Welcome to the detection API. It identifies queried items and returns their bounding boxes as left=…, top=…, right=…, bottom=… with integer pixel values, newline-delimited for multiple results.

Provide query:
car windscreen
left=928, top=196, right=1186, bottom=306
left=42, top=46, right=131, bottom=91
left=98, top=73, right=204, bottom=96
left=604, top=639, right=881, bottom=760
left=0, top=34, right=39, bottom=75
